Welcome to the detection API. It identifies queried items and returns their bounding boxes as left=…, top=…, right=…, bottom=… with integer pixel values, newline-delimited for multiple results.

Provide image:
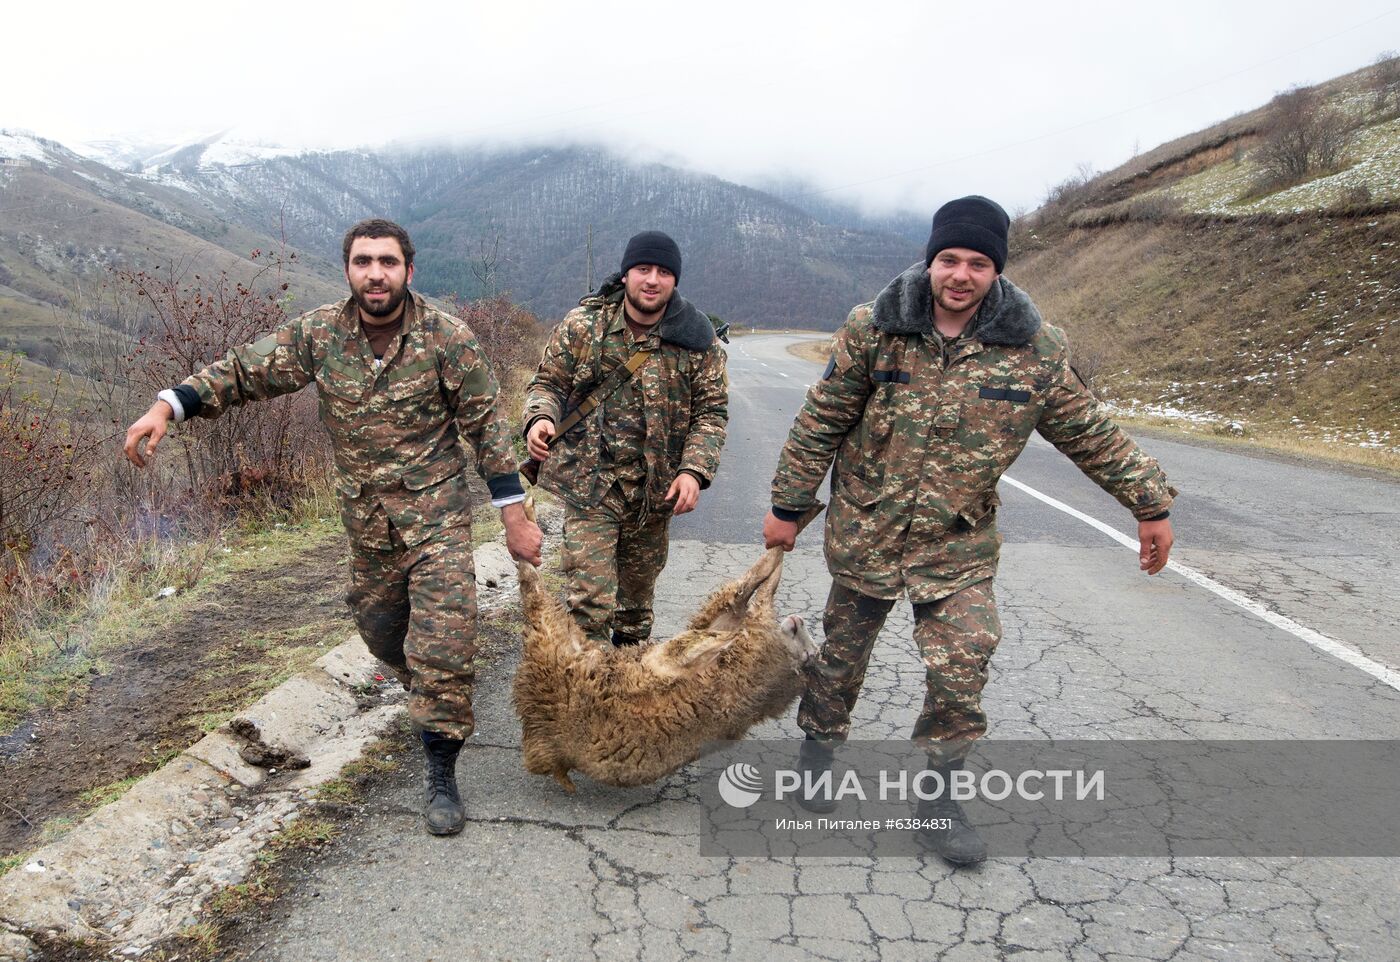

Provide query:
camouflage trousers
left=562, top=481, right=671, bottom=645
left=797, top=578, right=1001, bottom=756
left=346, top=523, right=478, bottom=741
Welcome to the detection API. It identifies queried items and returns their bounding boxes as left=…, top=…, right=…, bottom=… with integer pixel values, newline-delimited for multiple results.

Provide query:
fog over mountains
left=145, top=139, right=928, bottom=326
left=2, top=129, right=930, bottom=333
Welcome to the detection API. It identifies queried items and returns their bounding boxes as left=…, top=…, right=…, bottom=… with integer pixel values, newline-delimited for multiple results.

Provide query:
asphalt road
left=233, top=334, right=1400, bottom=961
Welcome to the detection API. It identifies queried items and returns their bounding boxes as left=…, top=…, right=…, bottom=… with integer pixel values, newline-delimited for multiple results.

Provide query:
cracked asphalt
left=234, top=335, right=1400, bottom=961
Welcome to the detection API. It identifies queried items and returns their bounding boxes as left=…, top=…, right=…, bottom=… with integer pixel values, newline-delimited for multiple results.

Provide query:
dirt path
left=0, top=531, right=353, bottom=856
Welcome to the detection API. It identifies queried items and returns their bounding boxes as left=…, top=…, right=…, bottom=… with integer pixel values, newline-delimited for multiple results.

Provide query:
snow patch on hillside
left=196, top=141, right=303, bottom=168
left=0, top=129, right=54, bottom=164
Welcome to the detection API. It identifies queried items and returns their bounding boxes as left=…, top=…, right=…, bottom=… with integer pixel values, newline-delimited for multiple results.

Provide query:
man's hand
left=123, top=400, right=175, bottom=468
left=1138, top=518, right=1174, bottom=575
left=764, top=510, right=799, bottom=551
left=502, top=502, right=543, bottom=566
left=666, top=471, right=701, bottom=515
left=525, top=419, right=555, bottom=462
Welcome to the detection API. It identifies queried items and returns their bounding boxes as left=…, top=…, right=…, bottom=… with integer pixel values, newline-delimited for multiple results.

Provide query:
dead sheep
left=512, top=546, right=818, bottom=792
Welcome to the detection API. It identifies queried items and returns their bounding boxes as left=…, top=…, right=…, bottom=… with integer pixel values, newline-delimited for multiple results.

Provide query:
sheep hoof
left=553, top=769, right=577, bottom=793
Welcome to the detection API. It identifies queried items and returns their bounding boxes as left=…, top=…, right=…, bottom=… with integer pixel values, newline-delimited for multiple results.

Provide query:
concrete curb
left=0, top=638, right=401, bottom=959
left=0, top=505, right=561, bottom=960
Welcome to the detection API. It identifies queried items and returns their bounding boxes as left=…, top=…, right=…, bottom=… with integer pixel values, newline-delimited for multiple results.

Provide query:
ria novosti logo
left=715, top=760, right=1107, bottom=809
left=717, top=763, right=764, bottom=808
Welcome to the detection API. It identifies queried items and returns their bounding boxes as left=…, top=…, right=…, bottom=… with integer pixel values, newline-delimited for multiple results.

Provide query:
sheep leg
left=725, top=503, right=823, bottom=616
left=692, top=501, right=823, bottom=626
left=552, top=768, right=577, bottom=793
left=687, top=549, right=783, bottom=631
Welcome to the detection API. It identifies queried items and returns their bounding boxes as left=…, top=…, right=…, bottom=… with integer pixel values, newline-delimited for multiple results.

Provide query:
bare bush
left=1042, top=162, right=1105, bottom=216
left=67, top=252, right=330, bottom=503
left=1008, top=206, right=1038, bottom=256
left=1255, top=86, right=1356, bottom=190
left=4, top=255, right=334, bottom=654
left=0, top=356, right=102, bottom=561
left=1371, top=50, right=1400, bottom=114
left=470, top=233, right=504, bottom=298
left=446, top=294, right=547, bottom=393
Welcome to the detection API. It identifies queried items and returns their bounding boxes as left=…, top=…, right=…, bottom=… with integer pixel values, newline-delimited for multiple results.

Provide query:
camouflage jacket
left=771, top=264, right=1175, bottom=603
left=523, top=275, right=728, bottom=510
left=174, top=293, right=524, bottom=550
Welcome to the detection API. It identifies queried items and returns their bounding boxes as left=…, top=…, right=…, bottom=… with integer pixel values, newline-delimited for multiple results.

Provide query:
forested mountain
left=0, top=130, right=345, bottom=368
left=137, top=143, right=919, bottom=327
left=750, top=175, right=930, bottom=245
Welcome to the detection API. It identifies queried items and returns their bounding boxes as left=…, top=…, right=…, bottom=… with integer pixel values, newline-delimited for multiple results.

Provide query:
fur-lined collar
left=870, top=262, right=1042, bottom=346
left=584, top=272, right=715, bottom=351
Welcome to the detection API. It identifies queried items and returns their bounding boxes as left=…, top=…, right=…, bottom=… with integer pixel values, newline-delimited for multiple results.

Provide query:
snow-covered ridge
left=194, top=140, right=302, bottom=168
left=72, top=136, right=181, bottom=171
left=0, top=128, right=59, bottom=164
left=140, top=131, right=305, bottom=171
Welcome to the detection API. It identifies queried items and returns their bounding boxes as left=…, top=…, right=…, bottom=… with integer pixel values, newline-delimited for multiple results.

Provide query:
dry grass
left=0, top=479, right=340, bottom=733
left=143, top=723, right=416, bottom=960
left=1116, top=413, right=1400, bottom=477
left=153, top=814, right=343, bottom=960
left=786, top=337, right=834, bottom=365
left=1012, top=210, right=1400, bottom=459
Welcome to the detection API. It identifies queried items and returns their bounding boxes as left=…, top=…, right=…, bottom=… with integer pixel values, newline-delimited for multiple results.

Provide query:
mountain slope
left=1011, top=59, right=1400, bottom=455
left=406, top=147, right=915, bottom=325
left=0, top=131, right=345, bottom=367
left=141, top=143, right=918, bottom=328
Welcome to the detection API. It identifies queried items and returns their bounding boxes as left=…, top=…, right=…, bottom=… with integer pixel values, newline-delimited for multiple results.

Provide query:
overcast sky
left=6, top=0, right=1397, bottom=215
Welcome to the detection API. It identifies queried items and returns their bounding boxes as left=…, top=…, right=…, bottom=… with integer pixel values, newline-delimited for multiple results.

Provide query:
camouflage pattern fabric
left=561, top=481, right=672, bottom=645
left=523, top=291, right=728, bottom=511
left=524, top=284, right=727, bottom=646
left=595, top=316, right=650, bottom=492
left=348, top=524, right=479, bottom=740
left=798, top=579, right=1000, bottom=759
left=772, top=267, right=1174, bottom=603
left=779, top=265, right=1172, bottom=753
left=178, top=291, right=522, bottom=736
left=181, top=293, right=521, bottom=550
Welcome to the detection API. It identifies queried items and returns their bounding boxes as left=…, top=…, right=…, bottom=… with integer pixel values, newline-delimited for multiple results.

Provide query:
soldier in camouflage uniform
left=123, top=219, right=542, bottom=837
left=763, top=196, right=1176, bottom=864
left=523, top=231, right=728, bottom=647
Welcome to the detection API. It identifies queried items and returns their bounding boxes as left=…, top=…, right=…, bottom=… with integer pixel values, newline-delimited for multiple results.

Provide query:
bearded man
left=123, top=218, right=541, bottom=836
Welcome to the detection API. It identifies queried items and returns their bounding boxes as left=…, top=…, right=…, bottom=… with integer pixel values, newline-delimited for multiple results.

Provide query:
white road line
left=1000, top=473, right=1400, bottom=693
left=779, top=371, right=790, bottom=378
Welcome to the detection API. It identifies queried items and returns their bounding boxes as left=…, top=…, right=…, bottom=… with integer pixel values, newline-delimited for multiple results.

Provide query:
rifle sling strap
left=548, top=347, right=653, bottom=445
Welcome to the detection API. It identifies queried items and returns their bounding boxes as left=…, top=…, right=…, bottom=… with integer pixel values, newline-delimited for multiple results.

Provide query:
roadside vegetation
left=783, top=52, right=1397, bottom=472
left=1, top=253, right=547, bottom=865
left=1, top=253, right=331, bottom=729
left=1007, top=52, right=1399, bottom=469
left=140, top=727, right=406, bottom=962
left=142, top=508, right=564, bottom=962
left=784, top=337, right=833, bottom=366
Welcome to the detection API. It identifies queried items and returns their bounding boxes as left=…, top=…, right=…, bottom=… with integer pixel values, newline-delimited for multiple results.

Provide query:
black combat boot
left=421, top=731, right=466, bottom=836
left=611, top=630, right=642, bottom=647
left=916, top=759, right=987, bottom=866
left=795, top=737, right=839, bottom=814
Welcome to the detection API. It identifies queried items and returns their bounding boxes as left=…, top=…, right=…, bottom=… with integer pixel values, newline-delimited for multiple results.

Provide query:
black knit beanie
left=620, top=230, right=682, bottom=282
left=924, top=195, right=1010, bottom=273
